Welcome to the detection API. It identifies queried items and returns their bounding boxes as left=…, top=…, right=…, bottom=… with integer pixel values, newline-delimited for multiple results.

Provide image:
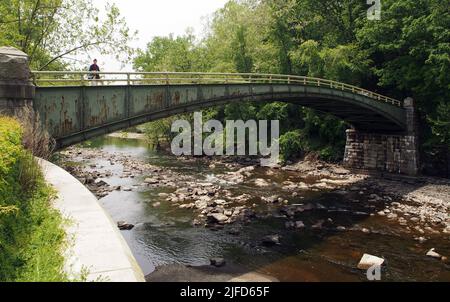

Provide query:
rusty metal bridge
left=32, top=71, right=407, bottom=149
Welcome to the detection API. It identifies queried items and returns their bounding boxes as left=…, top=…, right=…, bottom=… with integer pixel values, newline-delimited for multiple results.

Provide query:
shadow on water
left=75, top=136, right=450, bottom=282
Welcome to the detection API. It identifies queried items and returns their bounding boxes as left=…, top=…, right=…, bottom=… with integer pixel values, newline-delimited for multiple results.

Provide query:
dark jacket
left=88, top=64, right=100, bottom=79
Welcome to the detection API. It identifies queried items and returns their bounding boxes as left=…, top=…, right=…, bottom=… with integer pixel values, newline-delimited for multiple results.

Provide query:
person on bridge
left=88, top=59, right=101, bottom=81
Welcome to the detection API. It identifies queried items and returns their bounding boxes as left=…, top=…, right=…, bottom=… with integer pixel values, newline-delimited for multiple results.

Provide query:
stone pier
left=0, top=46, right=35, bottom=115
left=343, top=98, right=419, bottom=175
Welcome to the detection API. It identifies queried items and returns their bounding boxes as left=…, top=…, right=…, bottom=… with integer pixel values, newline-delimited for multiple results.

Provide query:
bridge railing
left=31, top=71, right=402, bottom=106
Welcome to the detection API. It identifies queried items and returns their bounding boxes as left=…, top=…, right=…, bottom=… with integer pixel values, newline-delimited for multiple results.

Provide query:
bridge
left=0, top=47, right=419, bottom=175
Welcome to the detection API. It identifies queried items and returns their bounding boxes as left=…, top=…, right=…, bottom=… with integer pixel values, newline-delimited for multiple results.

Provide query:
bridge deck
left=31, top=72, right=406, bottom=148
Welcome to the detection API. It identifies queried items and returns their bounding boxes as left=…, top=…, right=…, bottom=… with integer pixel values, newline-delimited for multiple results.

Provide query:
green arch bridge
left=0, top=47, right=419, bottom=175
left=31, top=71, right=407, bottom=146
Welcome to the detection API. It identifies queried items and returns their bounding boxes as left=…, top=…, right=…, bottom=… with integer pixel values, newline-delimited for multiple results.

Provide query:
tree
left=133, top=32, right=208, bottom=72
left=0, top=0, right=136, bottom=70
left=132, top=0, right=449, bottom=170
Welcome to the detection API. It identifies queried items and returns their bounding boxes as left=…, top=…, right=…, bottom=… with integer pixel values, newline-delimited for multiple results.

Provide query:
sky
left=84, top=0, right=229, bottom=71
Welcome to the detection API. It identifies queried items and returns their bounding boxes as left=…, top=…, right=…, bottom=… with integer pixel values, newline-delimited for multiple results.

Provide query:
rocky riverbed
left=54, top=136, right=450, bottom=281
left=58, top=146, right=450, bottom=240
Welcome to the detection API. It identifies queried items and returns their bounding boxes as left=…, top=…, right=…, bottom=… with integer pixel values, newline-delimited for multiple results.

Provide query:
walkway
left=38, top=159, right=145, bottom=282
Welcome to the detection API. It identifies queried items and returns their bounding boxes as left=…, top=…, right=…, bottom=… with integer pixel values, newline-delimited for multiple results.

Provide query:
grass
left=0, top=116, right=68, bottom=282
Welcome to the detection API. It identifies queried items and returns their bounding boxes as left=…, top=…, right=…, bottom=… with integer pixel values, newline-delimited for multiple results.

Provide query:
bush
left=279, top=130, right=307, bottom=162
left=0, top=116, right=67, bottom=281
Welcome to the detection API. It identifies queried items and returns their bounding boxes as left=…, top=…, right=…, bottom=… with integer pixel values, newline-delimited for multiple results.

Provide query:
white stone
left=254, top=178, right=269, bottom=187
left=426, top=248, right=442, bottom=259
left=194, top=200, right=208, bottom=210
left=209, top=213, right=229, bottom=223
left=357, top=254, right=385, bottom=270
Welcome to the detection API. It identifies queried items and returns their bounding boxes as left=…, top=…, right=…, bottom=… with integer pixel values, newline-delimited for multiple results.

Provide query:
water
left=70, top=136, right=450, bottom=282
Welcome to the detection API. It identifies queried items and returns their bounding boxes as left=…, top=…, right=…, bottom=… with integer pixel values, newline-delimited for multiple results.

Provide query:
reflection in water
left=78, top=136, right=450, bottom=281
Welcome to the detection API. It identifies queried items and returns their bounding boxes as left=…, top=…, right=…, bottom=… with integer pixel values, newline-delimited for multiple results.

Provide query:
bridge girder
left=33, top=83, right=407, bottom=149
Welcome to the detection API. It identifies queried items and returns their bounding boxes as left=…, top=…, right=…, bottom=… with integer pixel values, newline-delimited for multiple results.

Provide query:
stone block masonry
left=344, top=98, right=419, bottom=176
left=0, top=46, right=35, bottom=115
left=344, top=130, right=419, bottom=175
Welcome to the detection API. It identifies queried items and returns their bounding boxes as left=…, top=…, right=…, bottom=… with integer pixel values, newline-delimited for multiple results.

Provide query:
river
left=56, top=135, right=450, bottom=282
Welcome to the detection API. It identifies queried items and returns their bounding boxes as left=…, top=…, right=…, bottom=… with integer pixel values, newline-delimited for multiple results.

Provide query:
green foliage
left=428, top=102, right=450, bottom=148
left=279, top=130, right=307, bottom=162
left=134, top=32, right=206, bottom=72
left=0, top=0, right=136, bottom=70
left=144, top=114, right=194, bottom=145
left=0, top=116, right=67, bottom=281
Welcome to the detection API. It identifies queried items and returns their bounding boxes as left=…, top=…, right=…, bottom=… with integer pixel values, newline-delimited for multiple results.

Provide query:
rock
left=210, top=257, right=226, bottom=267
left=262, top=235, right=281, bottom=246
left=361, top=228, right=371, bottom=234
left=285, top=221, right=295, bottom=229
left=234, top=194, right=251, bottom=202
left=387, top=213, right=398, bottom=219
left=152, top=202, right=161, bottom=208
left=263, top=195, right=280, bottom=204
left=254, top=178, right=270, bottom=187
left=117, top=221, right=134, bottom=230
left=179, top=203, right=195, bottom=209
left=195, top=200, right=208, bottom=210
left=122, top=187, right=132, bottom=192
left=416, top=237, right=427, bottom=243
left=377, top=211, right=386, bottom=216
left=98, top=192, right=109, bottom=198
left=224, top=210, right=233, bottom=216
left=192, top=219, right=202, bottom=226
left=357, top=254, right=385, bottom=270
left=369, top=194, right=381, bottom=200
left=207, top=213, right=229, bottom=224
left=312, top=220, right=324, bottom=229
left=215, top=199, right=227, bottom=205
left=331, top=167, right=350, bottom=175
left=85, top=175, right=95, bottom=184
left=336, top=226, right=346, bottom=231
left=95, top=180, right=108, bottom=187
left=426, top=248, right=442, bottom=259
left=295, top=221, right=305, bottom=229
left=144, top=178, right=159, bottom=184
left=158, top=193, right=169, bottom=198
